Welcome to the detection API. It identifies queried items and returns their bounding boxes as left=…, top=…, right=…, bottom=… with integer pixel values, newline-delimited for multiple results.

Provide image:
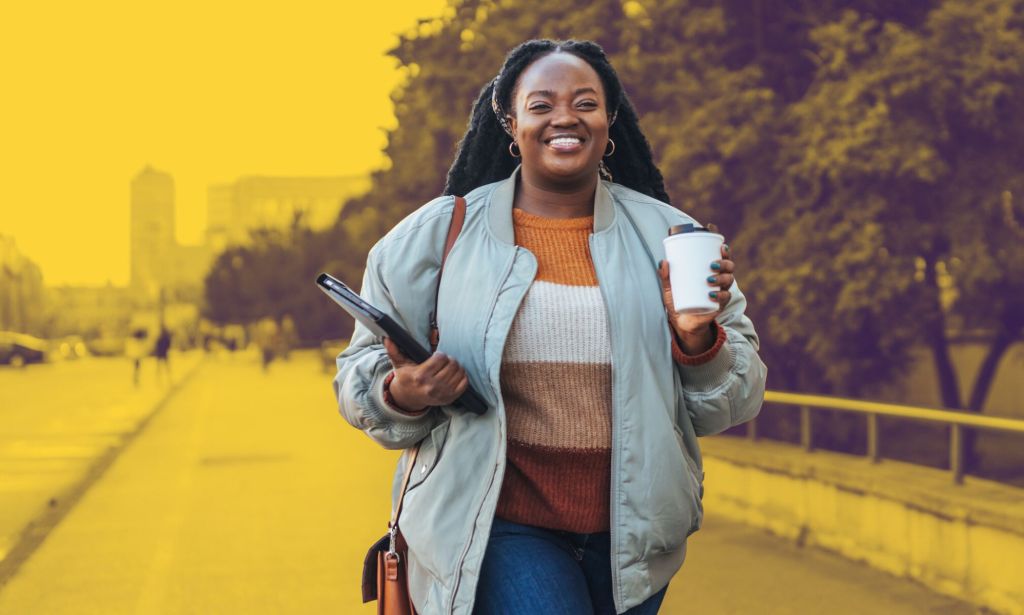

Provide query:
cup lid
left=668, top=223, right=713, bottom=235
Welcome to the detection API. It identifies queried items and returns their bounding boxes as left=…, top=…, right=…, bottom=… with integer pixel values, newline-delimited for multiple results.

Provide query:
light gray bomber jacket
left=333, top=165, right=767, bottom=614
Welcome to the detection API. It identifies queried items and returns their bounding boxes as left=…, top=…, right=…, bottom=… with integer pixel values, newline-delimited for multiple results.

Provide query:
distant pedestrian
left=256, top=318, right=279, bottom=373
left=154, top=326, right=173, bottom=385
left=125, top=328, right=149, bottom=387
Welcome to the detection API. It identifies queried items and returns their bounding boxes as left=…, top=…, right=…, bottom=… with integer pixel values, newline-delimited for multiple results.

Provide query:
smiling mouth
left=545, top=136, right=585, bottom=152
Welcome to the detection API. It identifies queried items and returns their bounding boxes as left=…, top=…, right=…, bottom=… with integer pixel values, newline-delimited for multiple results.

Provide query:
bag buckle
left=388, top=524, right=398, bottom=557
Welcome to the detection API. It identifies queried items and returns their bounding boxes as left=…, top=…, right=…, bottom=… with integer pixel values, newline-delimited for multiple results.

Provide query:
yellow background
left=1, top=0, right=446, bottom=286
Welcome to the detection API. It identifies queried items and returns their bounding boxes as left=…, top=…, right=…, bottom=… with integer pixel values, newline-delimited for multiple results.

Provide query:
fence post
left=800, top=406, right=813, bottom=451
left=867, top=413, right=880, bottom=463
left=950, top=424, right=964, bottom=485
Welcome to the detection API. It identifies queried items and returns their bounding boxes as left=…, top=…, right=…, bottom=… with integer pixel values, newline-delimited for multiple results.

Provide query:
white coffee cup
left=662, top=223, right=725, bottom=314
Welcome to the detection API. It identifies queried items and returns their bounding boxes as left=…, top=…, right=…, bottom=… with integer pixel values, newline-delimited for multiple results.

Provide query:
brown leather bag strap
left=428, top=195, right=467, bottom=353
left=390, top=445, right=420, bottom=529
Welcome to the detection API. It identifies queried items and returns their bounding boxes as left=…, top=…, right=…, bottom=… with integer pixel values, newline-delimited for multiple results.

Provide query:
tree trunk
left=967, top=333, right=1017, bottom=412
left=962, top=319, right=1022, bottom=474
left=922, top=254, right=962, bottom=411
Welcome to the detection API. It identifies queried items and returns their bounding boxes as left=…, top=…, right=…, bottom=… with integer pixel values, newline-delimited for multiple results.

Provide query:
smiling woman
left=332, top=38, right=767, bottom=615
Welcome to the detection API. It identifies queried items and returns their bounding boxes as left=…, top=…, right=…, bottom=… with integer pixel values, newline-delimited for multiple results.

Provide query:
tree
left=220, top=0, right=1023, bottom=472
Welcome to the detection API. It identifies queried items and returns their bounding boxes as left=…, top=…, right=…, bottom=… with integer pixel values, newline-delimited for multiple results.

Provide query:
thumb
left=658, top=260, right=673, bottom=308
left=382, top=337, right=414, bottom=368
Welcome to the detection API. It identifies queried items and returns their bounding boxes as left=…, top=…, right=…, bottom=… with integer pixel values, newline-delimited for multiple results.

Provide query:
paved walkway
left=0, top=351, right=203, bottom=564
left=0, top=352, right=978, bottom=613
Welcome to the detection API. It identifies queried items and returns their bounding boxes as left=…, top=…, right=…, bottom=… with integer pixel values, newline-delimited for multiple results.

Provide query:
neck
left=514, top=166, right=598, bottom=219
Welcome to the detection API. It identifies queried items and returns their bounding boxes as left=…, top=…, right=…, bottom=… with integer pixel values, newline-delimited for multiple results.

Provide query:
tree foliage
left=208, top=0, right=1024, bottom=460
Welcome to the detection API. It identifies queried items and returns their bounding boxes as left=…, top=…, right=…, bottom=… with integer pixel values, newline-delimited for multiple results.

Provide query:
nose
left=550, top=105, right=580, bottom=127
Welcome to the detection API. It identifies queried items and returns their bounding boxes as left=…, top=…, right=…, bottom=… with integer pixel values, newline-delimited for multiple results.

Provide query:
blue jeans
left=473, top=517, right=668, bottom=615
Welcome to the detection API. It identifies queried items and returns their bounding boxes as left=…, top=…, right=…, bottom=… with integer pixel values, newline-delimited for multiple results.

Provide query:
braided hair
left=443, top=39, right=671, bottom=203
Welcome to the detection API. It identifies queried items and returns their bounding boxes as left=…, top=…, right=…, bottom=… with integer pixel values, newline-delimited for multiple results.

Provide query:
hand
left=382, top=337, right=469, bottom=412
left=658, top=236, right=734, bottom=350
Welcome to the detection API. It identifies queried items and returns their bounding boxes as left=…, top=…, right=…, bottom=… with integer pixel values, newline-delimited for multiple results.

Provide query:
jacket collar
left=486, top=164, right=617, bottom=245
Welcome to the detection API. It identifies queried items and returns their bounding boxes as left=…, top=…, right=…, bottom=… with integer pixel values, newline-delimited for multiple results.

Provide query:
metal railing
left=746, top=391, right=1024, bottom=484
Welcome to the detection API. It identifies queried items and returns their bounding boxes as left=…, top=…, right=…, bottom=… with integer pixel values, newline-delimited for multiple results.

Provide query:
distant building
left=205, top=175, right=370, bottom=251
left=47, top=282, right=137, bottom=340
left=0, top=235, right=46, bottom=333
left=130, top=165, right=211, bottom=297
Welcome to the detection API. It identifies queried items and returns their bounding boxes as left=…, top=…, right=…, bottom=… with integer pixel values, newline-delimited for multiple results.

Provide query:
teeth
left=549, top=137, right=581, bottom=146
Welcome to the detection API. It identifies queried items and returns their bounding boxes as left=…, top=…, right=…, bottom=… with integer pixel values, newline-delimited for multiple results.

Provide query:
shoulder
left=605, top=181, right=700, bottom=228
left=369, top=181, right=498, bottom=265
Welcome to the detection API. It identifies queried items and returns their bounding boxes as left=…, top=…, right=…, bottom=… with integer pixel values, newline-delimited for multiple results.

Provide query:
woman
left=333, top=39, right=767, bottom=615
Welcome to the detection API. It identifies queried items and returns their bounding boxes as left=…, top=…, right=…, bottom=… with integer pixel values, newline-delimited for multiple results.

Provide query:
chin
left=541, top=159, right=598, bottom=180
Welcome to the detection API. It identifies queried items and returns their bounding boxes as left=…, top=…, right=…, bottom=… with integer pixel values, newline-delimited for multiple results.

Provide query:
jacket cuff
left=671, top=320, right=727, bottom=366
left=676, top=324, right=738, bottom=394
left=374, top=370, right=431, bottom=422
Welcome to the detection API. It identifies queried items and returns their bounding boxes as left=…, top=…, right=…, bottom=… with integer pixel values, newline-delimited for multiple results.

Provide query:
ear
left=508, top=114, right=518, bottom=137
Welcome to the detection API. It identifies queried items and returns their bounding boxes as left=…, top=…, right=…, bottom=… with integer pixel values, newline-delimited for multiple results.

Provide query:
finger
left=427, top=361, right=464, bottom=402
left=710, top=289, right=731, bottom=309
left=708, top=273, right=734, bottom=291
left=658, top=260, right=675, bottom=312
left=710, top=258, right=735, bottom=275
left=707, top=222, right=720, bottom=234
left=382, top=337, right=412, bottom=367
left=721, top=242, right=731, bottom=262
left=454, top=373, right=469, bottom=396
left=432, top=357, right=462, bottom=386
left=417, top=351, right=452, bottom=379
left=440, top=364, right=467, bottom=396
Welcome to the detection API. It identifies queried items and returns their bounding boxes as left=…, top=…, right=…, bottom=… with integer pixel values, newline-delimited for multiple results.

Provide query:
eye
left=528, top=103, right=550, bottom=111
left=578, top=101, right=598, bottom=109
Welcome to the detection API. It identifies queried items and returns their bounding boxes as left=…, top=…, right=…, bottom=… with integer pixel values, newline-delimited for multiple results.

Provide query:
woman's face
left=507, top=52, right=610, bottom=184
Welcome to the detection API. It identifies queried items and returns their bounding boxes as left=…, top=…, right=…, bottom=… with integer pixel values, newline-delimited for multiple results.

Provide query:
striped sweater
left=494, top=206, right=727, bottom=533
left=495, top=207, right=613, bottom=532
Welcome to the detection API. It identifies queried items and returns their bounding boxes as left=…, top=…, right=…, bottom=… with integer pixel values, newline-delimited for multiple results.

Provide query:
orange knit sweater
left=495, top=208, right=613, bottom=532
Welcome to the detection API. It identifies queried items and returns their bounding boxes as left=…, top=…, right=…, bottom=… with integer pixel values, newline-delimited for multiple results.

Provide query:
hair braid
left=444, top=39, right=671, bottom=204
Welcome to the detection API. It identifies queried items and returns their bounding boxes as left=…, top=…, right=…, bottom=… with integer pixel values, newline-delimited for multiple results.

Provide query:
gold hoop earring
left=509, top=141, right=521, bottom=158
left=604, top=138, right=616, bottom=157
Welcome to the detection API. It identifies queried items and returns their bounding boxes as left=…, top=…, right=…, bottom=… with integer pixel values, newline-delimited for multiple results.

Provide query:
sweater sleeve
left=669, top=320, right=727, bottom=366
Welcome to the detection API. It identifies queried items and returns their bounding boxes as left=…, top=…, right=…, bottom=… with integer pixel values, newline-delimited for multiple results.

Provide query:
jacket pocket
left=673, top=424, right=704, bottom=536
left=406, top=419, right=451, bottom=492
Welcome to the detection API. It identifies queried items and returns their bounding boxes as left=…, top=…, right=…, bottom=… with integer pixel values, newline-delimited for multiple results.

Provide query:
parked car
left=0, top=331, right=49, bottom=368
left=55, top=335, right=89, bottom=360
left=85, top=336, right=126, bottom=357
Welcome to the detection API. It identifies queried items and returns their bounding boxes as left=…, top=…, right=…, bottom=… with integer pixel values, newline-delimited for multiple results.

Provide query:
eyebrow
left=526, top=87, right=599, bottom=99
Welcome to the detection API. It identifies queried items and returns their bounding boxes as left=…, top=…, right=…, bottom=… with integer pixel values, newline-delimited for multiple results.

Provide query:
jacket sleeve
left=331, top=242, right=443, bottom=450
left=676, top=278, right=768, bottom=437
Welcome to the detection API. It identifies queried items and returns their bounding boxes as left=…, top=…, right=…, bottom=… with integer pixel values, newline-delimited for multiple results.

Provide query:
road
left=0, top=352, right=977, bottom=614
left=0, top=352, right=200, bottom=562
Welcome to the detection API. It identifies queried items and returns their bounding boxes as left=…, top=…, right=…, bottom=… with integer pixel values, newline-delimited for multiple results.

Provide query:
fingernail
left=709, top=291, right=718, bottom=299
left=707, top=275, right=717, bottom=284
left=723, top=244, right=730, bottom=253
left=711, top=262, right=721, bottom=271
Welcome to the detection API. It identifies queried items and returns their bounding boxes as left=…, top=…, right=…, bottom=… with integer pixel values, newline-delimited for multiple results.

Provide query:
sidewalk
left=0, top=351, right=979, bottom=614
left=0, top=351, right=205, bottom=580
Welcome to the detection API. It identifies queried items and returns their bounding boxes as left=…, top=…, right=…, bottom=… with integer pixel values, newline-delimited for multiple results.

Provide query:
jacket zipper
left=589, top=233, right=623, bottom=613
left=449, top=247, right=530, bottom=614
left=448, top=453, right=501, bottom=614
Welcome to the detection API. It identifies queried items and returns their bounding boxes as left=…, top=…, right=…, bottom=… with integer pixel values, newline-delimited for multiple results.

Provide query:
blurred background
left=1, top=0, right=1022, bottom=613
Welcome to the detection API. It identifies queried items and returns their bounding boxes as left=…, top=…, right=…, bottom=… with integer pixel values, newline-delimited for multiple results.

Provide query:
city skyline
left=0, top=0, right=448, bottom=287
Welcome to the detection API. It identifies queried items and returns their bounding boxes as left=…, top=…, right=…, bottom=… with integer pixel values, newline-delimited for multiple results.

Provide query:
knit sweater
left=494, top=207, right=612, bottom=532
left=494, top=206, right=728, bottom=533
